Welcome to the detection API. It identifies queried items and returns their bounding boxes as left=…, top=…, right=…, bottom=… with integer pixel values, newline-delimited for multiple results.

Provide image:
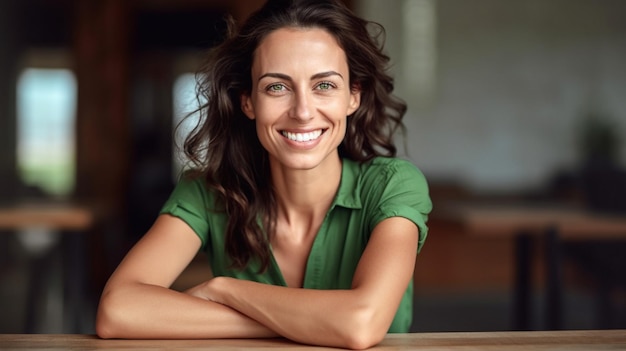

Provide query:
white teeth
left=282, top=130, right=323, bottom=142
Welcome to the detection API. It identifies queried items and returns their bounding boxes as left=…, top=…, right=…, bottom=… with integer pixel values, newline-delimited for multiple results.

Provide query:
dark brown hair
left=182, top=0, right=407, bottom=270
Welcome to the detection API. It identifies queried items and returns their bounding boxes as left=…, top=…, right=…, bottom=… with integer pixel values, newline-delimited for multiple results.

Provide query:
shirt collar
left=332, top=158, right=362, bottom=210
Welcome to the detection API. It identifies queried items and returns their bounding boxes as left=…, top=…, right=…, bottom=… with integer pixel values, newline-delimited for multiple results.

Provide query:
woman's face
left=241, top=27, right=360, bottom=172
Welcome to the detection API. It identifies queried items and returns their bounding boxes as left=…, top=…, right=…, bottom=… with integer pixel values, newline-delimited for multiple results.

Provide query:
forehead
left=251, top=27, right=348, bottom=74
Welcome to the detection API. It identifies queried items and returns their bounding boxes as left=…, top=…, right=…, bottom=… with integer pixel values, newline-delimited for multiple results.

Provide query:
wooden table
left=1, top=330, right=625, bottom=350
left=459, top=205, right=626, bottom=240
left=444, top=202, right=626, bottom=331
left=0, top=202, right=93, bottom=231
left=0, top=201, right=96, bottom=333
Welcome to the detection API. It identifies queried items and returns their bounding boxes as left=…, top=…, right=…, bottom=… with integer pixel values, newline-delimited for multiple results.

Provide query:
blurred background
left=1, top=0, right=625, bottom=335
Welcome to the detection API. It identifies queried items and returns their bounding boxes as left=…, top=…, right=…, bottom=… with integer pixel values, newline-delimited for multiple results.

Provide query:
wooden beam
left=74, top=0, right=131, bottom=213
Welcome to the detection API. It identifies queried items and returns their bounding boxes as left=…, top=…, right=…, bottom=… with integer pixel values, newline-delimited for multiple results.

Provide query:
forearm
left=206, top=218, right=419, bottom=349
left=209, top=278, right=391, bottom=349
left=96, top=282, right=277, bottom=339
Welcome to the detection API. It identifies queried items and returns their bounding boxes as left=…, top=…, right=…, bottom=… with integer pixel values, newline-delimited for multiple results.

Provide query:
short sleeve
left=159, top=176, right=212, bottom=249
left=366, top=159, right=432, bottom=253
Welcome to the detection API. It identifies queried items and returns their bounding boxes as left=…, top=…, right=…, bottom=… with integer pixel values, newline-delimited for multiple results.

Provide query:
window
left=172, top=72, right=203, bottom=180
left=16, top=67, right=77, bottom=197
left=402, top=0, right=437, bottom=107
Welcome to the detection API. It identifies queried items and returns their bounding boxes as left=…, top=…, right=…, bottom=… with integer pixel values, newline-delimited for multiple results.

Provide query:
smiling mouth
left=281, top=129, right=325, bottom=142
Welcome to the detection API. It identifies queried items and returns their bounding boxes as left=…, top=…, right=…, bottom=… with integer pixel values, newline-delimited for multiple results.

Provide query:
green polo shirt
left=160, top=157, right=431, bottom=332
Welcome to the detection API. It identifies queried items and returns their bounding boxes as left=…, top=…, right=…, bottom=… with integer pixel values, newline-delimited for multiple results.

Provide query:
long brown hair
left=182, top=0, right=407, bottom=270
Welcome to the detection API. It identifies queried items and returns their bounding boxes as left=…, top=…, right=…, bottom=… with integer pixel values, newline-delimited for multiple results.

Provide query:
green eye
left=317, top=82, right=332, bottom=90
left=268, top=84, right=285, bottom=92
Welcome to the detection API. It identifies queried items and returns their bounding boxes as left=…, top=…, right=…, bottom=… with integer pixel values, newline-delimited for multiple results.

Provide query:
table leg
left=22, top=233, right=59, bottom=333
left=25, top=253, right=48, bottom=333
left=545, top=226, right=562, bottom=330
left=62, top=230, right=87, bottom=333
left=513, top=232, right=533, bottom=330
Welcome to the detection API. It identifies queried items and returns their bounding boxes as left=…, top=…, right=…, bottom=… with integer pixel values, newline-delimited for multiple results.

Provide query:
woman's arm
left=95, top=214, right=277, bottom=339
left=193, top=216, right=419, bottom=349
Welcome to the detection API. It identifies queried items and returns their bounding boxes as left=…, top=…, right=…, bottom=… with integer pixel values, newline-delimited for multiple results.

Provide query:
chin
left=272, top=154, right=335, bottom=171
left=283, top=159, right=324, bottom=171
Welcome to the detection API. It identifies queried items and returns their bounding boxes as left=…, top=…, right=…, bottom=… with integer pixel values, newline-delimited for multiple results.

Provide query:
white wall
left=356, top=0, right=626, bottom=193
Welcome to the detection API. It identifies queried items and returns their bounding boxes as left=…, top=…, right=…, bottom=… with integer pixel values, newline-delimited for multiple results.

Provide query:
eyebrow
left=258, top=71, right=344, bottom=82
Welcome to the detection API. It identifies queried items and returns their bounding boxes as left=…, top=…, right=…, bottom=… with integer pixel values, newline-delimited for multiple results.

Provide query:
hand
left=183, top=276, right=227, bottom=303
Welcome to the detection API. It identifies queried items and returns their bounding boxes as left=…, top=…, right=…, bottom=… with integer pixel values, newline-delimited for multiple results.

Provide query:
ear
left=241, top=93, right=255, bottom=120
left=347, top=84, right=361, bottom=116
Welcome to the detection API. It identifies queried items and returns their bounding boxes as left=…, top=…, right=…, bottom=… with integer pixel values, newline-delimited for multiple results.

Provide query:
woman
left=96, top=0, right=432, bottom=349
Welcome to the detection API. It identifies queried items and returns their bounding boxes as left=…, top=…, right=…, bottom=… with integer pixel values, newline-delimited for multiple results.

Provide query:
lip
left=280, top=128, right=324, bottom=133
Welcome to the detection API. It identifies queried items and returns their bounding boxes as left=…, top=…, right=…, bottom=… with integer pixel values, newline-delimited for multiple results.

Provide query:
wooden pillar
left=0, top=0, right=19, bottom=200
left=74, top=0, right=130, bottom=214
left=228, top=0, right=266, bottom=23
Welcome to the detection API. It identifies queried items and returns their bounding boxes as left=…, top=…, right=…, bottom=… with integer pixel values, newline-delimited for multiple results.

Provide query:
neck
left=270, top=156, right=342, bottom=226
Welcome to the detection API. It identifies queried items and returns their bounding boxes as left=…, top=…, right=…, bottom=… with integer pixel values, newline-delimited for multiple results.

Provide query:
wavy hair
left=181, top=0, right=407, bottom=271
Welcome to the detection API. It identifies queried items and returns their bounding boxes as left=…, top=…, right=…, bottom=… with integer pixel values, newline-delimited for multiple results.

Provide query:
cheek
left=253, top=98, right=287, bottom=121
left=254, top=118, right=275, bottom=148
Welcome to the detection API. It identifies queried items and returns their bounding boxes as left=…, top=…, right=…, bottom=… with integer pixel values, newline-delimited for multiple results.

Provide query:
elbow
left=337, top=307, right=388, bottom=350
left=343, top=335, right=384, bottom=351
left=95, top=312, right=115, bottom=339
left=95, top=291, right=125, bottom=339
left=95, top=318, right=115, bottom=340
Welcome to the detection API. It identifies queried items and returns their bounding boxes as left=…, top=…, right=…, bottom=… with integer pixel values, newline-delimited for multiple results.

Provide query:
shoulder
left=354, top=157, right=428, bottom=190
left=344, top=156, right=431, bottom=214
left=350, top=157, right=432, bottom=251
left=169, top=173, right=213, bottom=204
left=160, top=173, right=223, bottom=250
left=161, top=172, right=222, bottom=220
left=350, top=156, right=431, bottom=217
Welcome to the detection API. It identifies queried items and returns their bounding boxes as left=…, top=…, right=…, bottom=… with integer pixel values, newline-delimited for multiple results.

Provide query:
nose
left=289, top=90, right=313, bottom=122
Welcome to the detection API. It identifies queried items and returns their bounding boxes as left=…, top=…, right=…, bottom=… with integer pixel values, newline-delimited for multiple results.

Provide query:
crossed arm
left=96, top=214, right=419, bottom=349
